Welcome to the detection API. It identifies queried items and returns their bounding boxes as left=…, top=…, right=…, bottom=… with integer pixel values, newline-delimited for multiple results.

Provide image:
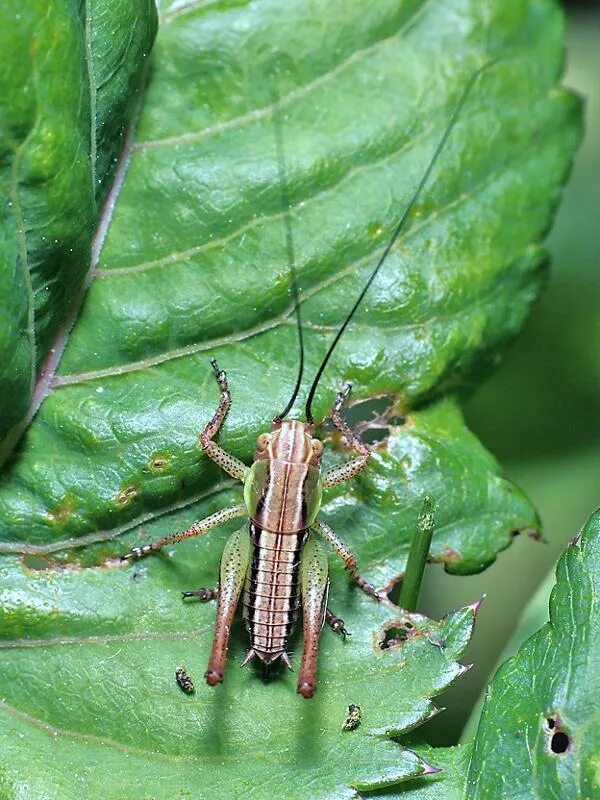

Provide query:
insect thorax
left=243, top=420, right=323, bottom=532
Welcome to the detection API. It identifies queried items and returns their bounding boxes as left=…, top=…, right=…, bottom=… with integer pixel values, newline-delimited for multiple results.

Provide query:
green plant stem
left=399, top=496, right=435, bottom=612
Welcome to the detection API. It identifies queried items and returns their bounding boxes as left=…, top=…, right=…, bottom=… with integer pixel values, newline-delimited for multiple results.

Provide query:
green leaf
left=462, top=563, right=556, bottom=743
left=0, top=0, right=157, bottom=455
left=0, top=0, right=580, bottom=559
left=465, top=509, right=600, bottom=799
left=0, top=592, right=477, bottom=797
left=0, top=0, right=582, bottom=796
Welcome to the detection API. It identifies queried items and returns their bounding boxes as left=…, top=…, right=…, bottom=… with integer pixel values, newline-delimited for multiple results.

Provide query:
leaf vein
left=135, top=0, right=431, bottom=152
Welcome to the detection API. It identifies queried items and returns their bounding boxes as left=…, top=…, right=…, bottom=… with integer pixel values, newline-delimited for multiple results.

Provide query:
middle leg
left=312, top=518, right=381, bottom=600
left=325, top=608, right=350, bottom=638
left=121, top=504, right=247, bottom=561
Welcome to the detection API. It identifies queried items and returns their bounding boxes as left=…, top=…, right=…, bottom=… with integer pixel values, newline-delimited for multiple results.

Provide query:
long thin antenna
left=271, top=87, right=305, bottom=422
left=304, top=64, right=491, bottom=423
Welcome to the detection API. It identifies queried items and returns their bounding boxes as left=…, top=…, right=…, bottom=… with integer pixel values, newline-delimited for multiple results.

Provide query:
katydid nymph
left=123, top=68, right=487, bottom=698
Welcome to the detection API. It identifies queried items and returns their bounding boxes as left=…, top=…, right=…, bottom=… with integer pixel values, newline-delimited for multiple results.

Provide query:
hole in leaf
left=380, top=625, right=409, bottom=649
left=545, top=715, right=570, bottom=755
left=343, top=396, right=396, bottom=445
left=378, top=616, right=424, bottom=650
left=550, top=731, right=570, bottom=754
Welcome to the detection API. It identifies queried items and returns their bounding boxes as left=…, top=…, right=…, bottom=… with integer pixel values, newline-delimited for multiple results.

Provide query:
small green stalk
left=399, top=496, right=435, bottom=612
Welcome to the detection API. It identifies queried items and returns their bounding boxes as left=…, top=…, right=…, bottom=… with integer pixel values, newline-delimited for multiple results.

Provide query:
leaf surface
left=0, top=0, right=583, bottom=797
left=0, top=586, right=478, bottom=798
left=465, top=509, right=600, bottom=799
left=0, top=0, right=157, bottom=454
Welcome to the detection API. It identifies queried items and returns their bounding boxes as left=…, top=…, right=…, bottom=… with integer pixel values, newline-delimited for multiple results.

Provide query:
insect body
left=125, top=366, right=377, bottom=698
left=342, top=704, right=362, bottom=731
left=123, top=68, right=487, bottom=697
left=175, top=665, right=195, bottom=694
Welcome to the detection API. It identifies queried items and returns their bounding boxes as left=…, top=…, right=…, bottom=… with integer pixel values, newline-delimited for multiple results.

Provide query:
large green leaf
left=465, top=508, right=600, bottom=799
left=0, top=0, right=157, bottom=456
left=0, top=594, right=478, bottom=798
left=0, top=0, right=582, bottom=797
left=0, top=0, right=579, bottom=556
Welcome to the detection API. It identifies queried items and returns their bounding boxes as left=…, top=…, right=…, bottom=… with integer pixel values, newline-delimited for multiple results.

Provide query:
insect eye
left=256, top=434, right=270, bottom=450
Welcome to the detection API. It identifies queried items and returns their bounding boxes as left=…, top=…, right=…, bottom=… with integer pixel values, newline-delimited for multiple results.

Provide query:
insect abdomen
left=242, top=522, right=308, bottom=663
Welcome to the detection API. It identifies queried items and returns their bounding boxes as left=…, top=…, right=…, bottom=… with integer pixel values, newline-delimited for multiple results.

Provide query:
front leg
left=312, top=518, right=381, bottom=600
left=200, top=360, right=249, bottom=482
left=323, top=384, right=371, bottom=489
left=121, top=504, right=247, bottom=560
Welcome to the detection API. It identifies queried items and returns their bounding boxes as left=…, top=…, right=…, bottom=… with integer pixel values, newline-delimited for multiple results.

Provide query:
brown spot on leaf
left=46, top=494, right=76, bottom=525
left=116, top=484, right=140, bottom=506
left=440, top=546, right=461, bottom=562
left=510, top=526, right=545, bottom=542
left=149, top=453, right=170, bottom=472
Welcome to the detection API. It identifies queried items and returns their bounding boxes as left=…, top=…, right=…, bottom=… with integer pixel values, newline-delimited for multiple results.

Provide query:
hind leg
left=298, top=537, right=329, bottom=699
left=205, top=526, right=251, bottom=686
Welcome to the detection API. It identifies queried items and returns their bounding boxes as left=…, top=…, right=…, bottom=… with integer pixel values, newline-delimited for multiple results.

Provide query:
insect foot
left=210, top=358, right=228, bottom=391
left=181, top=587, right=219, bottom=602
left=120, top=544, right=153, bottom=561
left=326, top=610, right=351, bottom=638
left=334, top=383, right=353, bottom=413
left=297, top=680, right=316, bottom=699
left=360, top=580, right=384, bottom=601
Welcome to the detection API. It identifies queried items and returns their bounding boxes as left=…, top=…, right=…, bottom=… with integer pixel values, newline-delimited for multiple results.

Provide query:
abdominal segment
left=242, top=522, right=309, bottom=665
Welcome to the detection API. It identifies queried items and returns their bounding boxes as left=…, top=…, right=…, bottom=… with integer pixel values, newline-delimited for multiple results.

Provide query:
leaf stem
left=399, top=496, right=435, bottom=612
